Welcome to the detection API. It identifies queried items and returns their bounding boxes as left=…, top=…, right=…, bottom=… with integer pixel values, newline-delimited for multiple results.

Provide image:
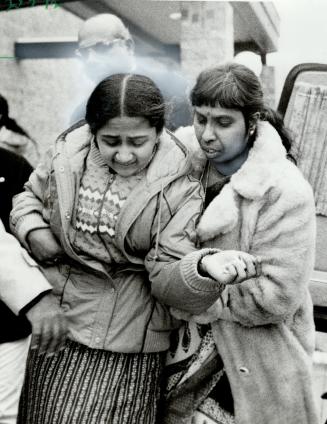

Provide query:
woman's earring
left=249, top=127, right=255, bottom=136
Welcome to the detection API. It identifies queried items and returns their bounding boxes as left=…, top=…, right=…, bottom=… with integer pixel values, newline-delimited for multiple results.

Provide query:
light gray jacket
left=10, top=123, right=223, bottom=353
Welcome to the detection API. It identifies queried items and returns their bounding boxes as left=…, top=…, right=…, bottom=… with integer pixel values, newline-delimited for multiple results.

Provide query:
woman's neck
left=210, top=145, right=250, bottom=176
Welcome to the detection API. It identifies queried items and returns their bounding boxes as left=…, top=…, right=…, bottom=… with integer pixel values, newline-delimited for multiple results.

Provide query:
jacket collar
left=56, top=122, right=190, bottom=185
left=147, top=129, right=191, bottom=184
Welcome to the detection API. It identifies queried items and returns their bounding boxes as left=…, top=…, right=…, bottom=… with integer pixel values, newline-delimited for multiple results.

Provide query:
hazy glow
left=233, top=51, right=262, bottom=77
left=270, top=0, right=327, bottom=102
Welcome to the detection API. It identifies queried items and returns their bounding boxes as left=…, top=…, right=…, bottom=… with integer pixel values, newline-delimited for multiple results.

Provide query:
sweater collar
left=89, top=138, right=108, bottom=168
left=58, top=124, right=191, bottom=185
left=145, top=129, right=191, bottom=184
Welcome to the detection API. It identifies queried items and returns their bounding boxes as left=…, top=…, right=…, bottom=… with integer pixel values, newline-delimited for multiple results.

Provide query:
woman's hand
left=25, top=292, right=68, bottom=357
left=27, top=228, right=64, bottom=264
left=190, top=411, right=218, bottom=424
left=200, top=250, right=261, bottom=285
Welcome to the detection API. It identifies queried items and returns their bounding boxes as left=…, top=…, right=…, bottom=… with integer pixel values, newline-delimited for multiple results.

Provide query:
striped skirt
left=18, top=340, right=164, bottom=424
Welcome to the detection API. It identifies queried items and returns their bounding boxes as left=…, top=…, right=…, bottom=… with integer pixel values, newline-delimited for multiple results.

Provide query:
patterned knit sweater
left=72, top=141, right=146, bottom=264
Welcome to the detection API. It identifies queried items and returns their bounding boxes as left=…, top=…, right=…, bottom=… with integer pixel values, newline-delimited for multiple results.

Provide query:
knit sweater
left=73, top=141, right=145, bottom=264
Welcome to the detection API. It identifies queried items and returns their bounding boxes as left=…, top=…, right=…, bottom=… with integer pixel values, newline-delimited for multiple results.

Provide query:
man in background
left=70, top=13, right=192, bottom=131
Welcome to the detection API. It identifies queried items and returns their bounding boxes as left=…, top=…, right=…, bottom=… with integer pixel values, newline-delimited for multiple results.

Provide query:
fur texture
left=172, top=121, right=319, bottom=424
left=197, top=122, right=287, bottom=242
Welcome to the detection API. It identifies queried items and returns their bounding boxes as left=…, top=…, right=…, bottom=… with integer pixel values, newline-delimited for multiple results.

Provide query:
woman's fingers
left=224, top=263, right=237, bottom=277
left=239, top=253, right=256, bottom=277
left=30, top=333, right=41, bottom=350
left=38, top=318, right=68, bottom=357
left=38, top=316, right=54, bottom=355
left=191, top=411, right=215, bottom=424
left=202, top=251, right=262, bottom=285
left=44, top=321, right=61, bottom=357
left=26, top=293, right=68, bottom=357
left=225, top=257, right=253, bottom=284
left=232, top=259, right=247, bottom=282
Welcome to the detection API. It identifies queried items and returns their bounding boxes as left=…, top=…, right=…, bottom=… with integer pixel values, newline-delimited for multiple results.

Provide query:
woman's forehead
left=102, top=116, right=150, bottom=130
left=194, top=105, right=242, bottom=118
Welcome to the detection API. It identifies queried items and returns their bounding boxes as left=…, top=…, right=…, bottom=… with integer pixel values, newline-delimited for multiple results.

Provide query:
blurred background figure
left=71, top=13, right=192, bottom=131
left=0, top=147, right=36, bottom=424
left=0, top=145, right=67, bottom=424
left=76, top=13, right=135, bottom=83
left=0, top=216, right=67, bottom=424
left=0, top=94, right=40, bottom=167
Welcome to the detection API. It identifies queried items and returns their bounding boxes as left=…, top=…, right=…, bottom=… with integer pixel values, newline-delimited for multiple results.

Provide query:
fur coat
left=167, top=121, right=319, bottom=424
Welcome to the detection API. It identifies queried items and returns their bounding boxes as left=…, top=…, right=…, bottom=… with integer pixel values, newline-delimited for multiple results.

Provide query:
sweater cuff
left=180, top=248, right=224, bottom=293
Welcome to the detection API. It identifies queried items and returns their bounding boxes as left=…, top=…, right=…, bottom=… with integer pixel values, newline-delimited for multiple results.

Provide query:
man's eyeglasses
left=75, top=39, right=134, bottom=60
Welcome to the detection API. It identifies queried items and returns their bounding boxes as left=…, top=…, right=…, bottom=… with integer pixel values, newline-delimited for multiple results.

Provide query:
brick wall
left=260, top=65, right=276, bottom=108
left=0, top=5, right=82, bottom=157
left=180, top=1, right=234, bottom=83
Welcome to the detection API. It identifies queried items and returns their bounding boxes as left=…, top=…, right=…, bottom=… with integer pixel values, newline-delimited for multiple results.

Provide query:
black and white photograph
left=0, top=0, right=326, bottom=423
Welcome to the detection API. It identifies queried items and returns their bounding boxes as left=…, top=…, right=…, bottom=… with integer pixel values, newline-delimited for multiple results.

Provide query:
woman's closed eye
left=195, top=114, right=207, bottom=125
left=101, top=136, right=120, bottom=146
left=129, top=137, right=148, bottom=147
left=214, top=117, right=233, bottom=127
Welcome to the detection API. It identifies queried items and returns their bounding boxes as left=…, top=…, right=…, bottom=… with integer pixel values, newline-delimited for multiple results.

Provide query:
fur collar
left=231, top=121, right=286, bottom=199
left=190, top=121, right=287, bottom=242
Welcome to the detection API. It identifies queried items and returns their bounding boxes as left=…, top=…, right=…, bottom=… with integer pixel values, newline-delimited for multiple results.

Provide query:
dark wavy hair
left=85, top=73, right=165, bottom=135
left=190, top=63, right=293, bottom=153
left=0, top=94, right=34, bottom=140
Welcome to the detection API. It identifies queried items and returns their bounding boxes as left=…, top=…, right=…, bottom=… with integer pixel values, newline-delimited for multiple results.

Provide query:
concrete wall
left=0, top=3, right=277, bottom=158
left=0, top=6, right=82, bottom=157
left=180, top=1, right=234, bottom=83
left=260, top=65, right=275, bottom=108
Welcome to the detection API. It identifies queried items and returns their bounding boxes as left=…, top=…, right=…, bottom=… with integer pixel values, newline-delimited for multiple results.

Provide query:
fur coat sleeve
left=220, top=170, right=316, bottom=326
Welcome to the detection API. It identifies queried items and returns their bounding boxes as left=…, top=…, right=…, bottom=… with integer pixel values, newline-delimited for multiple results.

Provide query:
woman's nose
left=115, top=147, right=134, bottom=163
left=201, top=123, right=215, bottom=144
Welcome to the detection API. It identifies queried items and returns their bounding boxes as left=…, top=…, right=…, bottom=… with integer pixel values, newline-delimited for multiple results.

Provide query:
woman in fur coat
left=162, top=63, right=319, bottom=424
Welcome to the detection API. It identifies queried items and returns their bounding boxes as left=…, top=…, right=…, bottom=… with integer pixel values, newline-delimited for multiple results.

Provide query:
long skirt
left=18, top=339, right=164, bottom=424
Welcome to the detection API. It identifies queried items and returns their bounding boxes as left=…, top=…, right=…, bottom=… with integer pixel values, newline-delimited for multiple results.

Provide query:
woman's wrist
left=198, top=255, right=210, bottom=277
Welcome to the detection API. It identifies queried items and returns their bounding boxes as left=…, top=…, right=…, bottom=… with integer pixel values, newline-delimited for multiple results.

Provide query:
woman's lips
left=202, top=148, right=222, bottom=158
left=114, top=161, right=137, bottom=167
